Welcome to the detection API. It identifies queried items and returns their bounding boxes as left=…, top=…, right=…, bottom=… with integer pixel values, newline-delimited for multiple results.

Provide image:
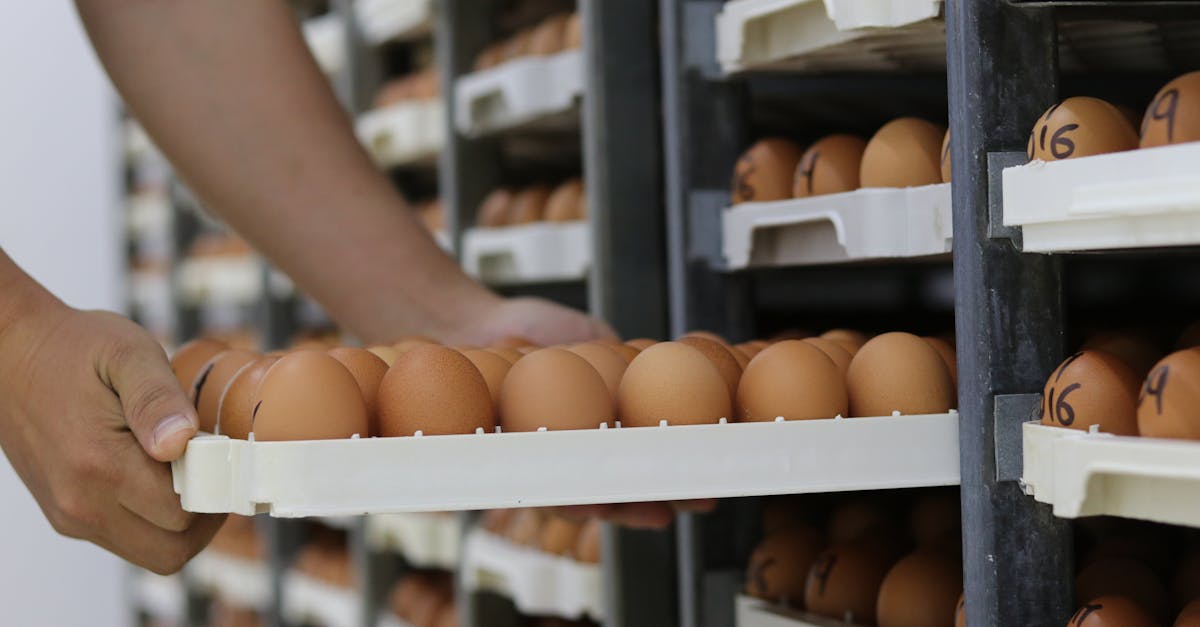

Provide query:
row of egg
left=1029, top=71, right=1200, bottom=163
left=730, top=117, right=951, bottom=205
left=373, top=67, right=440, bottom=109
left=473, top=12, right=582, bottom=72
left=390, top=571, right=457, bottom=627
left=169, top=328, right=956, bottom=442
left=480, top=509, right=603, bottom=564
left=1039, top=324, right=1200, bottom=438
left=476, top=180, right=587, bottom=228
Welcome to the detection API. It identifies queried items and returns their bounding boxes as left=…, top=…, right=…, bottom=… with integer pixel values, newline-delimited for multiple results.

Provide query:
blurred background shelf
left=366, top=513, right=461, bottom=569
left=356, top=0, right=435, bottom=45
left=357, top=100, right=445, bottom=168
left=461, top=222, right=591, bottom=286
left=736, top=595, right=867, bottom=627
left=453, top=50, right=583, bottom=137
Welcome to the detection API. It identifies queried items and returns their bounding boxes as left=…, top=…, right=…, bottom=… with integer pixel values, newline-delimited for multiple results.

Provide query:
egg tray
left=356, top=100, right=445, bottom=169
left=281, top=571, right=399, bottom=627
left=453, top=49, right=583, bottom=138
left=172, top=412, right=959, bottom=518
left=187, top=550, right=271, bottom=611
left=736, top=594, right=870, bottom=627
left=365, top=513, right=462, bottom=569
left=721, top=183, right=952, bottom=270
left=132, top=570, right=186, bottom=624
left=1002, top=142, right=1200, bottom=253
left=462, top=528, right=603, bottom=621
left=1022, top=421, right=1200, bottom=528
left=355, top=0, right=434, bottom=46
left=302, top=13, right=348, bottom=76
left=461, top=221, right=590, bottom=285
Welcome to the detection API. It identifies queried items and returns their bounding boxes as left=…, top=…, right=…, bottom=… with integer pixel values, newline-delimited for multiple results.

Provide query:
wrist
left=427, top=281, right=503, bottom=344
left=0, top=262, right=64, bottom=348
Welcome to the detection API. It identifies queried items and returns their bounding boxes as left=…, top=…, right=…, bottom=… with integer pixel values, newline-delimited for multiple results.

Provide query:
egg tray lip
left=453, top=48, right=583, bottom=138
left=186, top=549, right=271, bottom=613
left=735, top=593, right=871, bottom=627
left=355, top=99, right=445, bottom=169
left=173, top=411, right=959, bottom=518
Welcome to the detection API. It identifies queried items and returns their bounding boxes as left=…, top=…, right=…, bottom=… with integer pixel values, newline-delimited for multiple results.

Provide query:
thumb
left=104, top=339, right=200, bottom=462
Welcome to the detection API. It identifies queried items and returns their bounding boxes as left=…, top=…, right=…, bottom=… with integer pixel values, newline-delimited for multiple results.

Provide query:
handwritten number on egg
left=812, top=554, right=837, bottom=596
left=798, top=151, right=819, bottom=195
left=1141, top=365, right=1169, bottom=415
left=1055, top=352, right=1083, bottom=382
left=1049, top=124, right=1079, bottom=159
left=1069, top=602, right=1103, bottom=625
left=734, top=157, right=757, bottom=201
left=1046, top=382, right=1081, bottom=426
left=1146, top=88, right=1180, bottom=142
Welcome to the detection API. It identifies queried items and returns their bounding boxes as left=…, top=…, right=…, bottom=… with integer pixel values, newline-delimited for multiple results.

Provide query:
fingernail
left=153, top=414, right=195, bottom=450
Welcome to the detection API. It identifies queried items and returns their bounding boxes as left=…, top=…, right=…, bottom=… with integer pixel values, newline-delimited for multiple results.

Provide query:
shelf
left=356, top=100, right=445, bottom=169
left=453, top=50, right=583, bottom=137
left=715, top=0, right=946, bottom=74
left=176, top=257, right=262, bottom=307
left=721, top=183, right=952, bottom=269
left=737, top=595, right=867, bottom=627
left=187, top=550, right=271, bottom=611
left=303, top=13, right=348, bottom=76
left=461, top=221, right=590, bottom=285
left=282, top=572, right=362, bottom=627
left=172, top=413, right=959, bottom=517
left=131, top=570, right=185, bottom=622
left=461, top=529, right=603, bottom=621
left=355, top=0, right=434, bottom=45
left=365, top=513, right=462, bottom=569
left=1002, top=142, right=1200, bottom=253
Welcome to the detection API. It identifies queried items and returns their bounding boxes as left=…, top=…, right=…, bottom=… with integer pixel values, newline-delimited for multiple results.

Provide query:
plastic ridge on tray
left=462, top=528, right=603, bottom=621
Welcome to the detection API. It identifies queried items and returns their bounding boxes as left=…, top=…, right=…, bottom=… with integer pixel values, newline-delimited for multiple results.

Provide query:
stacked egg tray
left=454, top=49, right=583, bottom=137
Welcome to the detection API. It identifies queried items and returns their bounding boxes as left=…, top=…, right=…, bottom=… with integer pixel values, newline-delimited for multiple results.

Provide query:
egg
left=1067, top=596, right=1157, bottom=627
left=170, top=338, right=229, bottom=393
left=1028, top=97, right=1138, bottom=162
left=802, top=337, right=854, bottom=375
left=566, top=343, right=627, bottom=400
left=625, top=338, right=657, bottom=350
left=505, top=509, right=545, bottom=546
left=677, top=336, right=743, bottom=401
left=564, top=12, right=583, bottom=50
left=846, top=332, right=956, bottom=417
left=251, top=351, right=368, bottom=441
left=860, top=118, right=947, bottom=188
left=499, top=348, right=614, bottom=431
left=486, top=347, right=524, bottom=364
left=792, top=134, right=868, bottom=197
left=745, top=525, right=826, bottom=607
left=738, top=340, right=847, bottom=421
left=494, top=335, right=537, bottom=349
left=575, top=518, right=602, bottom=563
left=910, top=491, right=961, bottom=549
left=217, top=355, right=280, bottom=439
left=1178, top=599, right=1200, bottom=626
left=394, top=336, right=439, bottom=354
left=367, top=345, right=400, bottom=366
left=192, top=349, right=259, bottom=433
left=529, top=13, right=569, bottom=56
left=481, top=509, right=514, bottom=534
left=1137, top=348, right=1200, bottom=440
left=1076, top=557, right=1170, bottom=621
left=762, top=496, right=811, bottom=535
left=460, top=349, right=512, bottom=414
left=433, top=603, right=458, bottom=627
left=392, top=576, right=444, bottom=626
left=955, top=594, right=965, bottom=627
left=737, top=341, right=767, bottom=360
left=1083, top=331, right=1162, bottom=377
left=1040, top=350, right=1139, bottom=435
left=544, top=178, right=585, bottom=222
left=508, top=185, right=552, bottom=224
left=502, top=30, right=534, bottom=62
left=608, top=343, right=641, bottom=363
left=828, top=499, right=889, bottom=546
left=875, top=551, right=962, bottom=627
left=477, top=188, right=516, bottom=227
left=922, top=337, right=958, bottom=386
left=1141, top=71, right=1200, bottom=148
left=473, top=42, right=505, bottom=71
left=617, top=342, right=732, bottom=427
left=683, top=330, right=730, bottom=345
left=327, top=348, right=388, bottom=436
left=378, top=345, right=496, bottom=436
left=940, top=130, right=952, bottom=183
left=821, top=329, right=869, bottom=355
left=539, top=515, right=582, bottom=556
left=731, top=138, right=805, bottom=204
left=805, top=544, right=894, bottom=625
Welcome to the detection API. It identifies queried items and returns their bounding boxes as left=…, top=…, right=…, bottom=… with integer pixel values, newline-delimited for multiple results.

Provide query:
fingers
left=91, top=504, right=225, bottom=575
left=101, top=336, right=199, bottom=462
left=116, top=444, right=195, bottom=532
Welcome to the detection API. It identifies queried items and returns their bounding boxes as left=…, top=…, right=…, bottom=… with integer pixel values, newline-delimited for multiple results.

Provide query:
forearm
left=0, top=249, right=63, bottom=342
left=75, top=0, right=497, bottom=344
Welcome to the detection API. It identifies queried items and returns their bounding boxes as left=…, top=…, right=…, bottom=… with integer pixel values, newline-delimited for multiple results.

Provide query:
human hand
left=444, top=296, right=617, bottom=347
left=0, top=302, right=225, bottom=574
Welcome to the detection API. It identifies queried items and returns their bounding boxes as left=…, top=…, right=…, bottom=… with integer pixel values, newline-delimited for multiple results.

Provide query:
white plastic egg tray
left=1022, top=421, right=1200, bottom=528
left=454, top=50, right=583, bottom=137
left=172, top=412, right=959, bottom=517
left=462, top=528, right=603, bottom=621
left=355, top=0, right=434, bottom=45
left=282, top=572, right=360, bottom=627
left=176, top=257, right=263, bottom=307
left=736, top=594, right=869, bottom=627
left=715, top=0, right=946, bottom=74
left=461, top=221, right=590, bottom=285
left=356, top=100, right=445, bottom=169
left=187, top=550, right=271, bottom=610
left=721, top=183, right=952, bottom=269
left=366, top=513, right=462, bottom=569
left=1002, top=142, right=1200, bottom=253
left=303, top=13, right=348, bottom=76
left=132, top=570, right=186, bottom=623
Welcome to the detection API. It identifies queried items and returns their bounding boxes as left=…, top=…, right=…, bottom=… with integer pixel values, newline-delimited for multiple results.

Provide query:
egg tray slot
left=461, top=527, right=602, bottom=621
left=365, top=513, right=462, bottom=569
left=461, top=221, right=590, bottom=285
left=356, top=100, right=445, bottom=169
left=721, top=183, right=952, bottom=270
left=1002, top=142, right=1200, bottom=253
left=172, top=412, right=959, bottom=518
left=355, top=0, right=434, bottom=46
left=1022, top=421, right=1200, bottom=528
left=453, top=49, right=583, bottom=138
left=187, top=550, right=272, bottom=612
left=736, top=594, right=871, bottom=627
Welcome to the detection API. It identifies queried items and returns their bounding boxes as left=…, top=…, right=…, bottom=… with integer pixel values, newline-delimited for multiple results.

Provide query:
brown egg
left=793, top=134, right=868, bottom=198
left=683, top=330, right=731, bottom=345
left=608, top=343, right=641, bottom=363
left=828, top=499, right=889, bottom=546
left=1179, top=599, right=1200, bottom=626
left=821, top=329, right=869, bottom=355
left=477, top=188, right=515, bottom=228
left=617, top=342, right=732, bottom=427
left=1028, top=97, right=1138, bottom=162
left=625, top=338, right=657, bottom=350
left=955, top=593, right=965, bottom=627
left=502, top=30, right=534, bottom=62
left=876, top=551, right=962, bottom=627
left=860, top=118, right=947, bottom=188
left=171, top=338, right=229, bottom=393
left=737, top=342, right=766, bottom=360
left=910, top=491, right=961, bottom=549
left=846, top=332, right=956, bottom=417
left=575, top=518, right=602, bottom=563
left=367, top=345, right=400, bottom=366
left=460, top=349, right=512, bottom=414
left=392, top=576, right=443, bottom=626
left=566, top=343, right=628, bottom=400
left=745, top=525, right=826, bottom=607
left=732, top=138, right=805, bottom=204
left=394, top=336, right=439, bottom=354
left=1067, top=596, right=1157, bottom=627
left=529, top=13, right=570, bottom=56
left=1083, top=331, right=1163, bottom=377
left=193, top=349, right=259, bottom=433
left=1076, top=557, right=1170, bottom=621
left=378, top=345, right=496, bottom=436
left=433, top=603, right=457, bottom=627
left=802, top=337, right=854, bottom=375
left=516, top=346, right=538, bottom=355
left=1141, top=71, right=1200, bottom=148
left=1040, top=350, right=1139, bottom=435
left=563, top=12, right=582, bottom=50
left=508, top=185, right=552, bottom=224
left=539, top=515, right=582, bottom=556
left=544, top=178, right=584, bottom=222
left=729, top=346, right=751, bottom=369
left=940, top=129, right=952, bottom=183
left=500, top=348, right=614, bottom=431
left=473, top=42, right=505, bottom=72
left=738, top=340, right=847, bottom=421
left=1137, top=348, right=1200, bottom=440
left=494, top=335, right=537, bottom=349
left=217, top=355, right=280, bottom=439
left=805, top=544, right=893, bottom=625
left=677, top=336, right=743, bottom=402
left=252, top=351, right=369, bottom=441
left=481, top=509, right=514, bottom=534
left=919, top=337, right=958, bottom=388
left=486, top=347, right=524, bottom=364
left=327, top=348, right=388, bottom=436
left=505, top=509, right=545, bottom=546
left=762, top=496, right=811, bottom=535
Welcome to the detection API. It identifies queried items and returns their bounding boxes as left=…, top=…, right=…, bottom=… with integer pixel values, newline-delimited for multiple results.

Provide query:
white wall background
left=0, top=2, right=127, bottom=626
